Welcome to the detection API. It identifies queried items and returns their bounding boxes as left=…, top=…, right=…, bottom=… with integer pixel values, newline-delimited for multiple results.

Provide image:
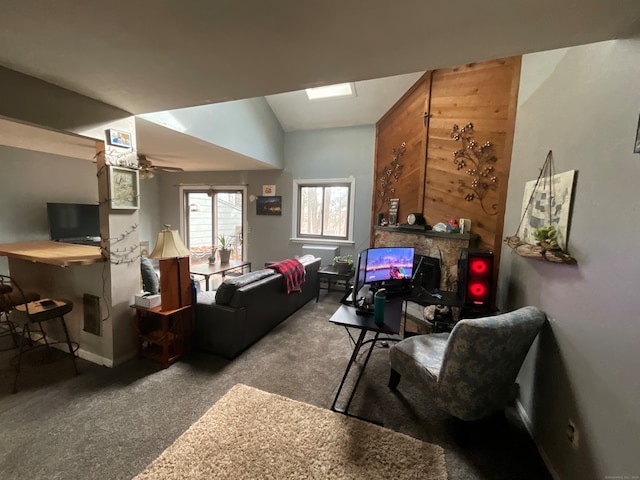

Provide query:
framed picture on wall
left=109, top=166, right=140, bottom=210
left=106, top=128, right=132, bottom=149
left=256, top=196, right=282, bottom=215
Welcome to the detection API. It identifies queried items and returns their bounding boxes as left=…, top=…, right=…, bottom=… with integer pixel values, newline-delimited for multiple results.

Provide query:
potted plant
left=218, top=235, right=233, bottom=263
left=333, top=255, right=353, bottom=274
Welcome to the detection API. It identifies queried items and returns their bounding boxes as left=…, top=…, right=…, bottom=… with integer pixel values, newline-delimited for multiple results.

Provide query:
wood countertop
left=0, top=241, right=105, bottom=267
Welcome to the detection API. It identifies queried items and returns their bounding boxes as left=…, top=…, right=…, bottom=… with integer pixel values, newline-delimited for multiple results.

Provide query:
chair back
left=437, top=306, right=546, bottom=420
left=0, top=274, right=27, bottom=312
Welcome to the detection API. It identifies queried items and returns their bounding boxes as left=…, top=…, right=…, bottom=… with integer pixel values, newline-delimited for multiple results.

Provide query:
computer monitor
left=364, top=247, right=415, bottom=293
left=351, top=249, right=369, bottom=308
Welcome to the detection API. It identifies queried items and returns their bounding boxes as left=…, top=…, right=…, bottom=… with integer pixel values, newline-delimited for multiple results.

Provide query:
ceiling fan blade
left=156, top=166, right=184, bottom=172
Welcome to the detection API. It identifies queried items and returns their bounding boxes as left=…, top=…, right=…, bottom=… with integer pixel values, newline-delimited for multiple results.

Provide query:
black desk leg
left=331, top=329, right=380, bottom=416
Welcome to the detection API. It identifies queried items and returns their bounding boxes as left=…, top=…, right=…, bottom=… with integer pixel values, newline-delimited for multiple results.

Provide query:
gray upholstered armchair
left=388, top=306, right=546, bottom=421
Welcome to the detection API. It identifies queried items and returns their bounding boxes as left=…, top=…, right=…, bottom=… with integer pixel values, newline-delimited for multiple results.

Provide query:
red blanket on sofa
left=267, top=259, right=306, bottom=294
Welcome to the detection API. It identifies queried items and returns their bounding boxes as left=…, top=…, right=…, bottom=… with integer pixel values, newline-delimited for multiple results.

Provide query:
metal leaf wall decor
left=378, top=141, right=406, bottom=207
left=451, top=123, right=498, bottom=215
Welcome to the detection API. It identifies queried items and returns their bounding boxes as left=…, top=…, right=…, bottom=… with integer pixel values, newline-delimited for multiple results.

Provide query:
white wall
left=498, top=39, right=640, bottom=480
left=142, top=97, right=285, bottom=168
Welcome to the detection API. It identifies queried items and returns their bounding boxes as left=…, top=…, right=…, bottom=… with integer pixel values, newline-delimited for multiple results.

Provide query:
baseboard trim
left=515, top=399, right=561, bottom=480
left=77, top=348, right=113, bottom=367
left=16, top=326, right=114, bottom=367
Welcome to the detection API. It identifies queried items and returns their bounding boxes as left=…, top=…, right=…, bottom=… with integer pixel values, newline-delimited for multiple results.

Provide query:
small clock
left=407, top=213, right=425, bottom=225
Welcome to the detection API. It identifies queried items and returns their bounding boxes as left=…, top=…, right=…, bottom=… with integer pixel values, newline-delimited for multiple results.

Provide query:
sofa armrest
left=195, top=298, right=248, bottom=359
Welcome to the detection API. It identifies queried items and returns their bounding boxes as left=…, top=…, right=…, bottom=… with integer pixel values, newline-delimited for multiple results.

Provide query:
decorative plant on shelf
left=333, top=255, right=354, bottom=274
left=451, top=122, right=499, bottom=215
left=218, top=235, right=233, bottom=263
left=533, top=225, right=560, bottom=251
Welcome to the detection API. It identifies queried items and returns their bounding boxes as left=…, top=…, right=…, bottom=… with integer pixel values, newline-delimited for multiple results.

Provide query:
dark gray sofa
left=194, top=256, right=321, bottom=359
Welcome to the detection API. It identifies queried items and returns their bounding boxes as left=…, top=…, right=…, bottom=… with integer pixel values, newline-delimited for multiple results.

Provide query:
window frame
left=291, top=178, right=355, bottom=245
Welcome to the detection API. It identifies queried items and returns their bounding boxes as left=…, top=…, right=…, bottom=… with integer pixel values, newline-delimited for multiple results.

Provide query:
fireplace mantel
left=373, top=226, right=479, bottom=291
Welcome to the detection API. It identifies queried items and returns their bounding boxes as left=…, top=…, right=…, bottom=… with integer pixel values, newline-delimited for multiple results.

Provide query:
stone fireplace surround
left=373, top=226, right=478, bottom=293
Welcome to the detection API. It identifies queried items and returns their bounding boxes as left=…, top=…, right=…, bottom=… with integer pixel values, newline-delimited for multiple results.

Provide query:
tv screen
left=47, top=203, right=100, bottom=244
left=364, top=247, right=415, bottom=289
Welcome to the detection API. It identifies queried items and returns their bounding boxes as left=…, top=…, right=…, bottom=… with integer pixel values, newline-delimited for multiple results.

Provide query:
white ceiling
left=1, top=1, right=639, bottom=170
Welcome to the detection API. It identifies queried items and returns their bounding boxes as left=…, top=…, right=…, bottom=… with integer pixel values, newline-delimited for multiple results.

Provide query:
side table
left=130, top=304, right=192, bottom=368
left=317, top=265, right=354, bottom=302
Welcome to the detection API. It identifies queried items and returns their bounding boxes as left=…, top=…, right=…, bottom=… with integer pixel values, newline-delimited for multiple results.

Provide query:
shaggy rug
left=134, top=384, right=447, bottom=479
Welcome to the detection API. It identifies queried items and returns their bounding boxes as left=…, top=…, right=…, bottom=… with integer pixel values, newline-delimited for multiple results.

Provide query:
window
left=180, top=186, right=246, bottom=265
left=292, top=178, right=355, bottom=243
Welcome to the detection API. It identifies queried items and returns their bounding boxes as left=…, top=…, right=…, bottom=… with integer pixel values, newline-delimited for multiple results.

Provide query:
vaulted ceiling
left=1, top=1, right=639, bottom=170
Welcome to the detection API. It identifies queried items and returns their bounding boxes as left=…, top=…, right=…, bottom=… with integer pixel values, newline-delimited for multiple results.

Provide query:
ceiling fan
left=137, top=154, right=184, bottom=178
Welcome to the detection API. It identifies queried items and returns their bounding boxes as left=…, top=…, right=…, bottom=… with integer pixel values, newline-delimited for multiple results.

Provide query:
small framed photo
left=107, top=128, right=132, bottom=149
left=262, top=185, right=276, bottom=196
left=256, top=196, right=282, bottom=215
left=634, top=113, right=640, bottom=154
left=109, top=166, right=140, bottom=210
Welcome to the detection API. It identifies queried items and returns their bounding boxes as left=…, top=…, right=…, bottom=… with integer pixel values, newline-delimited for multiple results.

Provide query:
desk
left=130, top=304, right=192, bottom=368
left=0, top=241, right=104, bottom=267
left=190, top=261, right=252, bottom=290
left=329, top=297, right=403, bottom=419
left=317, top=265, right=354, bottom=302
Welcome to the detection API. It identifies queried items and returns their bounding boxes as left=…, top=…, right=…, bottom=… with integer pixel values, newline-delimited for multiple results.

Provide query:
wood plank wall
left=371, top=56, right=521, bottom=271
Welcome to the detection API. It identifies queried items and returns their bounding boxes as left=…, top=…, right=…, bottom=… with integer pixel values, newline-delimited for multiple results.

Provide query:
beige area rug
left=134, top=384, right=447, bottom=479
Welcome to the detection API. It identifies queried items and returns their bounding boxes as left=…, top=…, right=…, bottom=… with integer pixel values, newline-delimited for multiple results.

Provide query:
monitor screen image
left=364, top=247, right=415, bottom=284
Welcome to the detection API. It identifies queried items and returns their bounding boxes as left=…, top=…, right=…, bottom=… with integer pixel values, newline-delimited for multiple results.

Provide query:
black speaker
left=413, top=255, right=441, bottom=292
left=457, top=249, right=493, bottom=308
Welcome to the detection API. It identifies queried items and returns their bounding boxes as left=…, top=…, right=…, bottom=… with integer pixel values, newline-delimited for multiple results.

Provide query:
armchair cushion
left=389, top=306, right=546, bottom=421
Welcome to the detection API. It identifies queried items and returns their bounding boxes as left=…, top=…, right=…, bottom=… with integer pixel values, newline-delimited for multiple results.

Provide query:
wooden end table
left=130, top=304, right=192, bottom=368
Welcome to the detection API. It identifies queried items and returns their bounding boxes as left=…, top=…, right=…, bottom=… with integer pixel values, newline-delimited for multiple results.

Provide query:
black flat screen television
left=46, top=202, right=100, bottom=244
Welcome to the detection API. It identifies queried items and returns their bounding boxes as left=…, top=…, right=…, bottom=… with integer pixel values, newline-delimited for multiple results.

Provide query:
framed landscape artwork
left=256, top=196, right=282, bottom=215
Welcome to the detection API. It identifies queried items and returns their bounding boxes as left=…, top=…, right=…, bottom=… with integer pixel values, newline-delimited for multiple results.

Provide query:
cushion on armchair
left=215, top=268, right=276, bottom=305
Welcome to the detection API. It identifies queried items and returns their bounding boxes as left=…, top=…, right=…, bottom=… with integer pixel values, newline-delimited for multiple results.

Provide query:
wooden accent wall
left=372, top=57, right=521, bottom=270
left=372, top=74, right=432, bottom=223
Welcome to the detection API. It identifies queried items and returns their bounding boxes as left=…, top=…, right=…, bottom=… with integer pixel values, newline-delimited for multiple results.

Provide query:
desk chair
left=388, top=306, right=546, bottom=421
left=0, top=274, right=78, bottom=393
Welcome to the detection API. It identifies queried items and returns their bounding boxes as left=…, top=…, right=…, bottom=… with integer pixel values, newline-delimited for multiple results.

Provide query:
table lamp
left=149, top=225, right=191, bottom=311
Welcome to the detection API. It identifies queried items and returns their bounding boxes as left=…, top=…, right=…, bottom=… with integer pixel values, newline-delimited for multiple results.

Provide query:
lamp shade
left=149, top=227, right=190, bottom=259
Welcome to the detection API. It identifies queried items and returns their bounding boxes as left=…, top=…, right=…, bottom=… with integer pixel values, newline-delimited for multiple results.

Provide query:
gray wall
left=498, top=39, right=640, bottom=479
left=0, top=146, right=99, bottom=273
left=154, top=125, right=375, bottom=268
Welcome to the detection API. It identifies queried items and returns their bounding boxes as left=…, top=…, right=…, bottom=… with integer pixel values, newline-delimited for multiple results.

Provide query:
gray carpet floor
left=0, top=292, right=552, bottom=480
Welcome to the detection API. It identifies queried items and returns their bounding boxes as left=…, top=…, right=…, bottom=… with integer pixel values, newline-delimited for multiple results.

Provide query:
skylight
left=305, top=83, right=356, bottom=100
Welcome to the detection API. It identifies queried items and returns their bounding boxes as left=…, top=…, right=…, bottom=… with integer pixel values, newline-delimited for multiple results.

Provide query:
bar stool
left=1, top=275, right=78, bottom=393
left=0, top=275, right=41, bottom=349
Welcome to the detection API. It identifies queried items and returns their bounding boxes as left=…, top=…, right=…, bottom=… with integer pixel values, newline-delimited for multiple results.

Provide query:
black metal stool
left=0, top=277, right=41, bottom=350
left=1, top=275, right=78, bottom=393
